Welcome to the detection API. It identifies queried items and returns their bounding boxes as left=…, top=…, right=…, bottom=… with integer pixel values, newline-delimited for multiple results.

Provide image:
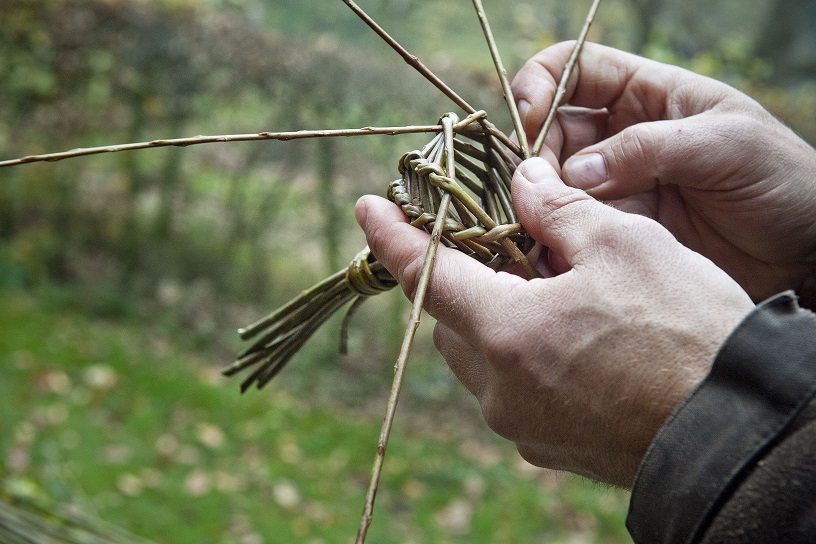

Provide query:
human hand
left=512, top=42, right=816, bottom=306
left=356, top=157, right=754, bottom=487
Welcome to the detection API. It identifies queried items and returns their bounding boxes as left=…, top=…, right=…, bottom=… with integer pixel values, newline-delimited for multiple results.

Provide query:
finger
left=512, top=42, right=723, bottom=143
left=433, top=322, right=490, bottom=398
left=355, top=195, right=524, bottom=343
left=512, top=127, right=562, bottom=172
left=498, top=242, right=560, bottom=279
left=511, top=157, right=624, bottom=266
left=512, top=42, right=652, bottom=138
left=556, top=106, right=609, bottom=161
left=528, top=107, right=608, bottom=172
left=562, top=112, right=763, bottom=198
left=519, top=102, right=607, bottom=166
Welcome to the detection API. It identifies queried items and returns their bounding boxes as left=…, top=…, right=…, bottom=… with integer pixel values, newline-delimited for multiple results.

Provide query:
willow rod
left=339, top=0, right=522, bottom=159
left=472, top=0, right=530, bottom=160
left=0, top=121, right=479, bottom=168
left=355, top=114, right=458, bottom=544
left=341, top=0, right=476, bottom=114
left=532, top=0, right=603, bottom=156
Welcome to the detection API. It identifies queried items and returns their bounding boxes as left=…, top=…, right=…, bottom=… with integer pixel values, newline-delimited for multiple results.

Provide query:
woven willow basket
left=223, top=111, right=535, bottom=392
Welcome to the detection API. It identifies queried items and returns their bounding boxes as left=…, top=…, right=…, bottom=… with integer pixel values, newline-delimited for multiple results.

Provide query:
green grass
left=0, top=285, right=632, bottom=543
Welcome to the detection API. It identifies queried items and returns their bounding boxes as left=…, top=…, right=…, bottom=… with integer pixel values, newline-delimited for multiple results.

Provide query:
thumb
left=512, top=157, right=626, bottom=266
left=562, top=115, right=734, bottom=199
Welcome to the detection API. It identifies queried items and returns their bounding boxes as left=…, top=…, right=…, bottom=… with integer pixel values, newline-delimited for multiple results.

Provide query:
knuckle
left=595, top=212, right=674, bottom=265
left=480, top=328, right=522, bottom=369
left=715, top=113, right=766, bottom=151
left=395, top=248, right=424, bottom=300
left=591, top=210, right=648, bottom=247
left=534, top=188, right=597, bottom=236
left=617, top=126, right=655, bottom=167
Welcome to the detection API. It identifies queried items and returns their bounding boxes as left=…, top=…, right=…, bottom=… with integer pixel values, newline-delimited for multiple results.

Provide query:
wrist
left=627, top=292, right=816, bottom=543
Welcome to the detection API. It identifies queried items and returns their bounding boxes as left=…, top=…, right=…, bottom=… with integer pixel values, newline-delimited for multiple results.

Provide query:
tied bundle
left=223, top=111, right=537, bottom=392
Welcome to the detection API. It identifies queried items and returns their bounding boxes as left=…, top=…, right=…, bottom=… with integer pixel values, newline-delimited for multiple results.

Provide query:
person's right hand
left=356, top=157, right=755, bottom=487
left=512, top=42, right=816, bottom=306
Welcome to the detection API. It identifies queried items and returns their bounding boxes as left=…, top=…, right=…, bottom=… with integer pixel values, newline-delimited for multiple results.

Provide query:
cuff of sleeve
left=626, top=291, right=816, bottom=544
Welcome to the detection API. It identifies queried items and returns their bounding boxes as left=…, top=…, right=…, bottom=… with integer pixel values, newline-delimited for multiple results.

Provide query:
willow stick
left=471, top=0, right=529, bottom=159
left=339, top=0, right=521, bottom=160
left=355, top=115, right=457, bottom=544
left=481, top=124, right=523, bottom=159
left=0, top=124, right=456, bottom=168
left=341, top=0, right=476, bottom=114
left=532, top=0, right=603, bottom=156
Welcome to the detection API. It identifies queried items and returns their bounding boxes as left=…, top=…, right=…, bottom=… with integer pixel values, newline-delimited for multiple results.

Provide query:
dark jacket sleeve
left=626, top=292, right=816, bottom=544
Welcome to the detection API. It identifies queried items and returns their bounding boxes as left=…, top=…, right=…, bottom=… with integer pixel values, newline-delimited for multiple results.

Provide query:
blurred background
left=1, top=0, right=814, bottom=542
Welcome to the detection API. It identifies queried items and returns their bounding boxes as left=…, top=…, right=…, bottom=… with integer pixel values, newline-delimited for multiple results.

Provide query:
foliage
left=0, top=0, right=473, bottom=307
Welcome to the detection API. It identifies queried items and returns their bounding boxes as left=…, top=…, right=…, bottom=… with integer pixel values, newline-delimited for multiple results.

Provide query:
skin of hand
left=355, top=157, right=754, bottom=488
left=512, top=42, right=816, bottom=307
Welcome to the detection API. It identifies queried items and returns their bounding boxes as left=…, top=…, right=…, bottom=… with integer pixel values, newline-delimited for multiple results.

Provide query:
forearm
left=627, top=292, right=816, bottom=544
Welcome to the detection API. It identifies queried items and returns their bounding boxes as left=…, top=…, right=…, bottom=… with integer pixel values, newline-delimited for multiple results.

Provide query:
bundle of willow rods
left=0, top=494, right=154, bottom=544
left=223, top=112, right=535, bottom=392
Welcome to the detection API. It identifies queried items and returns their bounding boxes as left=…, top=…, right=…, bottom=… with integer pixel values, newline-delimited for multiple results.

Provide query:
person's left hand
left=356, top=157, right=754, bottom=487
left=512, top=42, right=816, bottom=306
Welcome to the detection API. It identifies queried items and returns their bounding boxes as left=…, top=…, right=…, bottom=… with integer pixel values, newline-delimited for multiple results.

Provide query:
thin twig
left=338, top=0, right=521, bottom=161
left=341, top=0, right=476, bottom=114
left=532, top=0, right=603, bottom=156
left=471, top=0, right=530, bottom=159
left=482, top=124, right=522, bottom=159
left=355, top=114, right=458, bottom=544
left=0, top=124, right=457, bottom=168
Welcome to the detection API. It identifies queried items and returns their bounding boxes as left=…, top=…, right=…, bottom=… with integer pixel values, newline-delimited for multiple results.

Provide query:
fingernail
left=354, top=197, right=368, bottom=228
left=565, top=153, right=607, bottom=189
left=517, top=99, right=530, bottom=126
left=519, top=157, right=559, bottom=185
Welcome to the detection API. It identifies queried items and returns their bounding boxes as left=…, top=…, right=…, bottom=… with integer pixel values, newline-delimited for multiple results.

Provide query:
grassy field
left=0, top=284, right=632, bottom=543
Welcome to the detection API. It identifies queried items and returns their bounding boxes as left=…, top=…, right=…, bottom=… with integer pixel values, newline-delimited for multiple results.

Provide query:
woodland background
left=1, top=0, right=815, bottom=542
